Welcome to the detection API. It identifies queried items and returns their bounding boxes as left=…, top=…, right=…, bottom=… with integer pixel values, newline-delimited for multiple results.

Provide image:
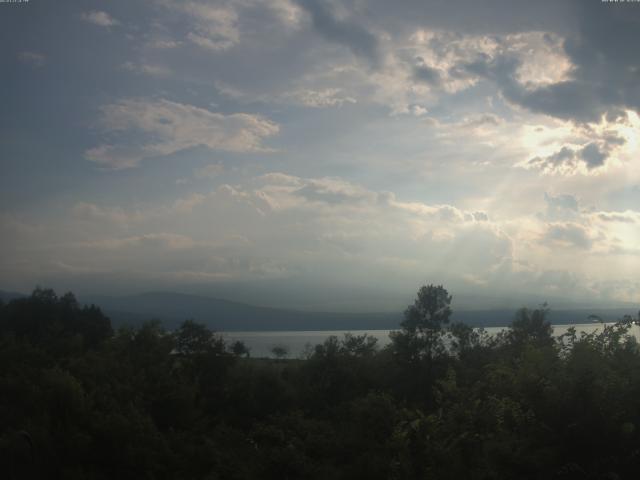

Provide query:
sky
left=2, top=0, right=640, bottom=311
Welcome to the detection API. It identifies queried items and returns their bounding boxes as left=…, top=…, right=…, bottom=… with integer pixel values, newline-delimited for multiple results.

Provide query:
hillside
left=81, top=292, right=401, bottom=331
left=82, top=291, right=635, bottom=331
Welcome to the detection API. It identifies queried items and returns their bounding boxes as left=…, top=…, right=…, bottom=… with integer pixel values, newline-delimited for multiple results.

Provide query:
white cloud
left=20, top=174, right=511, bottom=290
left=155, top=0, right=304, bottom=53
left=80, top=233, right=196, bottom=251
left=178, top=2, right=240, bottom=51
left=7, top=168, right=640, bottom=304
left=86, top=99, right=279, bottom=169
left=72, top=202, right=142, bottom=226
left=121, top=61, right=171, bottom=77
left=9, top=1, right=640, bottom=307
left=286, top=88, right=357, bottom=108
left=146, top=38, right=181, bottom=49
left=267, top=0, right=304, bottom=29
left=521, top=113, right=637, bottom=175
left=81, top=11, right=119, bottom=27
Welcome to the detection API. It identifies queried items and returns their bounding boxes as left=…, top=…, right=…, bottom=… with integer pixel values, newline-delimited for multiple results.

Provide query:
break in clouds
left=2, top=0, right=640, bottom=308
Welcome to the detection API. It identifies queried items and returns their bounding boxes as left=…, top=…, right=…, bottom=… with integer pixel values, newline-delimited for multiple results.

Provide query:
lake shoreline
left=222, top=322, right=640, bottom=358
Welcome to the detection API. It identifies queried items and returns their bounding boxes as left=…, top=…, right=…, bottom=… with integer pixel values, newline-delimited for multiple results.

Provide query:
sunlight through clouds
left=2, top=0, right=640, bottom=307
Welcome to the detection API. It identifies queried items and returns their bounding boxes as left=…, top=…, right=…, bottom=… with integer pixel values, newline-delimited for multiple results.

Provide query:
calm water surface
left=223, top=323, right=640, bottom=358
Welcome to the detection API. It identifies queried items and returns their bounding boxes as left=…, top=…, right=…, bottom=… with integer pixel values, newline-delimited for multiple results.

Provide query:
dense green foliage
left=2, top=285, right=640, bottom=479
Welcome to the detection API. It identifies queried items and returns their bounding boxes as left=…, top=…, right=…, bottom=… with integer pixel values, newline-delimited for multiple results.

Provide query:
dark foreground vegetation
left=2, top=286, right=640, bottom=479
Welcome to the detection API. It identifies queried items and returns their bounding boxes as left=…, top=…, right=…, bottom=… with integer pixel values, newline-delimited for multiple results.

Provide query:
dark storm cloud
left=461, top=53, right=601, bottom=122
left=388, top=2, right=640, bottom=125
left=602, top=133, right=626, bottom=147
left=457, top=1, right=640, bottom=123
left=295, top=0, right=380, bottom=66
left=528, top=144, right=608, bottom=172
left=413, top=57, right=442, bottom=86
left=365, top=0, right=575, bottom=35
left=528, top=146, right=577, bottom=171
left=510, top=81, right=604, bottom=123
left=563, top=2, right=640, bottom=114
left=581, top=143, right=606, bottom=169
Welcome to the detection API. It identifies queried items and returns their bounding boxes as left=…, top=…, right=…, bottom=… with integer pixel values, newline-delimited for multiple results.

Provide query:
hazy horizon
left=3, top=0, right=640, bottom=311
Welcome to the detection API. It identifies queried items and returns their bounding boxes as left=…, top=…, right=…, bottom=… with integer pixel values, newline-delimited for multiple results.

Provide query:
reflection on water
left=224, top=323, right=640, bottom=359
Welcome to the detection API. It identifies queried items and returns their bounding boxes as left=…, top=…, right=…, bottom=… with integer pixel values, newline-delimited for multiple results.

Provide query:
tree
left=509, top=304, right=554, bottom=349
left=390, top=284, right=453, bottom=362
left=230, top=340, right=250, bottom=358
left=173, top=319, right=225, bottom=356
left=0, top=288, right=112, bottom=353
left=271, top=345, right=289, bottom=360
left=341, top=333, right=378, bottom=357
left=402, top=284, right=452, bottom=333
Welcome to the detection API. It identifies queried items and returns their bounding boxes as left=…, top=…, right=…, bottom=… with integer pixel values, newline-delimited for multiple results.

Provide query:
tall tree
left=390, top=284, right=452, bottom=363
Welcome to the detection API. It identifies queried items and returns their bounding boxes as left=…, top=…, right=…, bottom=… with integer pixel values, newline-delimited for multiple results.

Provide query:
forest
left=2, top=285, right=640, bottom=479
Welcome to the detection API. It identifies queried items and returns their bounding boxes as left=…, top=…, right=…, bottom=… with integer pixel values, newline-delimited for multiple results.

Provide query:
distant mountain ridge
left=81, top=291, right=638, bottom=332
left=82, top=291, right=402, bottom=331
left=0, top=290, right=26, bottom=303
left=2, top=289, right=637, bottom=331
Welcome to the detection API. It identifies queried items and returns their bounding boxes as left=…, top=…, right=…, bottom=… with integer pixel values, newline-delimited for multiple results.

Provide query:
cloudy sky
left=2, top=0, right=640, bottom=311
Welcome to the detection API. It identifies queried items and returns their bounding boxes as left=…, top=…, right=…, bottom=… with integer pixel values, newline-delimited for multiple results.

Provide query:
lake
left=223, top=323, right=640, bottom=358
